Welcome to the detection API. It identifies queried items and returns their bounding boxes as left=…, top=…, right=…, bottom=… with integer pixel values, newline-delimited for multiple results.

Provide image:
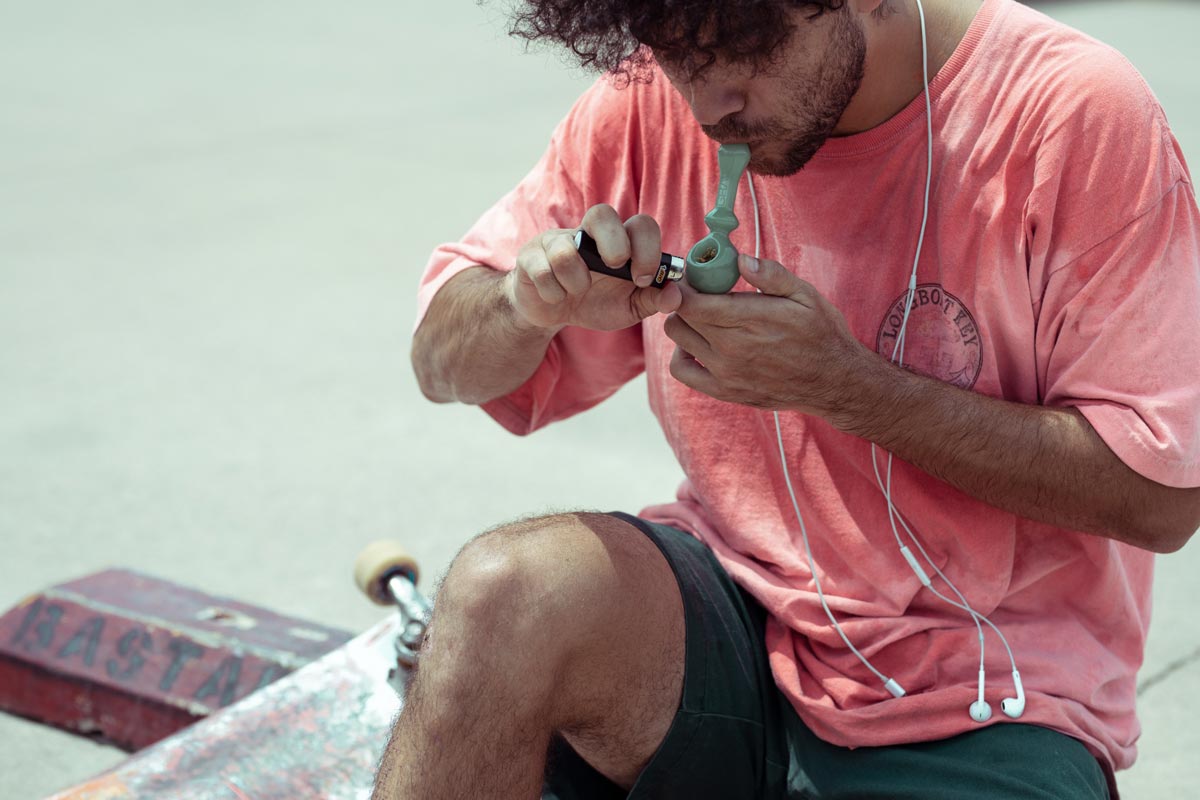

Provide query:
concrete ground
left=0, top=1, right=1195, bottom=797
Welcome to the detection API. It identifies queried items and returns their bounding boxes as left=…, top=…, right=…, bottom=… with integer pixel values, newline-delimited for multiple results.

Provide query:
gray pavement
left=0, top=1, right=1196, bottom=797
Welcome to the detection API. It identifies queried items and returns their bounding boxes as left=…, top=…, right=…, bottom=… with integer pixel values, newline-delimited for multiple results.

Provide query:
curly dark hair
left=502, top=0, right=850, bottom=82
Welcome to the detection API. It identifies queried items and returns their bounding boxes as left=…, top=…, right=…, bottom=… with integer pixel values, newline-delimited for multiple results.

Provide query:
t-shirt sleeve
left=415, top=79, right=651, bottom=436
left=1030, top=57, right=1200, bottom=488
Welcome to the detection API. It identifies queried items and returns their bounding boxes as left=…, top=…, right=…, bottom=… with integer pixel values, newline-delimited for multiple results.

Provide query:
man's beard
left=703, top=13, right=866, bottom=177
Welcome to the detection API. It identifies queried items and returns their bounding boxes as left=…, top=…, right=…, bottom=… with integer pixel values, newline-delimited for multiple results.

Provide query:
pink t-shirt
left=417, top=0, right=1200, bottom=775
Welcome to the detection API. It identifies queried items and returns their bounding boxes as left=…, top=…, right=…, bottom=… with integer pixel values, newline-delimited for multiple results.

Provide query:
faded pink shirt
left=417, top=0, right=1200, bottom=776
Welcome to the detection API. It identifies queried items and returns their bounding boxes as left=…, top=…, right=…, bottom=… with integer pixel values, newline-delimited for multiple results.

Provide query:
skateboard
left=45, top=541, right=431, bottom=800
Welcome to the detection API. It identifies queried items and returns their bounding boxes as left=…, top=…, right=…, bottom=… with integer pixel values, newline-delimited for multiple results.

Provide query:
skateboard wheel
left=354, top=540, right=419, bottom=606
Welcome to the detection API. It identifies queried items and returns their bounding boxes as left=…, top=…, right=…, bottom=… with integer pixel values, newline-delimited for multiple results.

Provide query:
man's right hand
left=506, top=204, right=683, bottom=331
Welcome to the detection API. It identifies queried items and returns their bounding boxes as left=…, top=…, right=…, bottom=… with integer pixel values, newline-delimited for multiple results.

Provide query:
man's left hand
left=665, top=254, right=873, bottom=418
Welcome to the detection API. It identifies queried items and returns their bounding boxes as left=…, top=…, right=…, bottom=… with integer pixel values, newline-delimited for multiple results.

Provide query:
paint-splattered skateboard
left=45, top=542, right=430, bottom=800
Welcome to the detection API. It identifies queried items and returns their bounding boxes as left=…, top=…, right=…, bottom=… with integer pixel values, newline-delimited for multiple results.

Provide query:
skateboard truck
left=354, top=541, right=431, bottom=693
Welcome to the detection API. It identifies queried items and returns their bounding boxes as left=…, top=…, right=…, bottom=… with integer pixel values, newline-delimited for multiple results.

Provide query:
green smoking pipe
left=685, top=143, right=752, bottom=294
left=574, top=143, right=751, bottom=294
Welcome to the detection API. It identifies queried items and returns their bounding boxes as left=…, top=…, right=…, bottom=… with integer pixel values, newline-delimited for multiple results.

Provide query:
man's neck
left=835, top=0, right=984, bottom=135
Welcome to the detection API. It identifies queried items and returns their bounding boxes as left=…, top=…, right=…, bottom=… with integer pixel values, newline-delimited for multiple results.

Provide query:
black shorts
left=542, top=513, right=1112, bottom=800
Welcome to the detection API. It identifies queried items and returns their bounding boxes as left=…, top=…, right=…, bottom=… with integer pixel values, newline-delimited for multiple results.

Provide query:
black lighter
left=573, top=230, right=685, bottom=288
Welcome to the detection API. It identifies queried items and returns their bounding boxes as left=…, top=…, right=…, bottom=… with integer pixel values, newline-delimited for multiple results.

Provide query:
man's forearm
left=412, top=266, right=559, bottom=405
left=832, top=354, right=1200, bottom=553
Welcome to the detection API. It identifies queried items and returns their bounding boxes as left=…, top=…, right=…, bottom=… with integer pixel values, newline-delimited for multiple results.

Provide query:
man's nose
left=684, top=80, right=746, bottom=128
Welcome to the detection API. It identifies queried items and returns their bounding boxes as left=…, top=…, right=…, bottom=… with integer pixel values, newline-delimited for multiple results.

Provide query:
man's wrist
left=501, top=270, right=566, bottom=337
left=822, top=344, right=910, bottom=437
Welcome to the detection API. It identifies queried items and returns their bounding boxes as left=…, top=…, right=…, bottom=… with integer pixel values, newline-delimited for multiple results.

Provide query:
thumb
left=630, top=280, right=682, bottom=319
left=738, top=254, right=811, bottom=302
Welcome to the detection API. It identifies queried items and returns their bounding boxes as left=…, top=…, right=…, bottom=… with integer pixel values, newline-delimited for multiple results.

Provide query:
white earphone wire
left=874, top=0, right=1023, bottom=707
left=755, top=0, right=1022, bottom=709
left=749, top=174, right=905, bottom=696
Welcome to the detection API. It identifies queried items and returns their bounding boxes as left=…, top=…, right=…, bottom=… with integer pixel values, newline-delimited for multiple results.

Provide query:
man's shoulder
left=550, top=67, right=707, bottom=194
left=967, top=0, right=1186, bottom=206
left=994, top=1, right=1164, bottom=129
left=562, top=68, right=689, bottom=139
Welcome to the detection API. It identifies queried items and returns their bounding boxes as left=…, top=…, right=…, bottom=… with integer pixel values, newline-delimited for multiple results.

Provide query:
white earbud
left=969, top=668, right=992, bottom=722
left=767, top=0, right=1032, bottom=725
left=1001, top=670, right=1025, bottom=719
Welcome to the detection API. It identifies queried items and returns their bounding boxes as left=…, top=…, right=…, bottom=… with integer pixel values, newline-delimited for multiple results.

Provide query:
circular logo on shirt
left=875, top=284, right=983, bottom=389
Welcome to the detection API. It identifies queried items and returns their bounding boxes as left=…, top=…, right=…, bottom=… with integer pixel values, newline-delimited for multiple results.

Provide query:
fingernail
left=635, top=275, right=652, bottom=287
left=742, top=255, right=760, bottom=273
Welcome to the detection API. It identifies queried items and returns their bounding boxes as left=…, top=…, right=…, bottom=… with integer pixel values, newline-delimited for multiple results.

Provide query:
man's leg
left=372, top=512, right=686, bottom=799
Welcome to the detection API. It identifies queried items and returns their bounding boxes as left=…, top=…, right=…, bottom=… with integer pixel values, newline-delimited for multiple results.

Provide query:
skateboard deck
left=46, top=615, right=403, bottom=799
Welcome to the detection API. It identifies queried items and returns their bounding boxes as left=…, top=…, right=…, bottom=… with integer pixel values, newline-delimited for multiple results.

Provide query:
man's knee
left=414, top=512, right=686, bottom=778
left=438, top=513, right=631, bottom=630
left=432, top=512, right=676, bottom=661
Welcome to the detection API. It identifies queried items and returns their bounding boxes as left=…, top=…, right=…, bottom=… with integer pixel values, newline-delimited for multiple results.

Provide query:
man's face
left=656, top=7, right=867, bottom=177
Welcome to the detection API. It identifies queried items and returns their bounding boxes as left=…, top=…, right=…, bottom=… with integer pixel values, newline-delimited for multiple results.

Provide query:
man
left=378, top=0, right=1200, bottom=797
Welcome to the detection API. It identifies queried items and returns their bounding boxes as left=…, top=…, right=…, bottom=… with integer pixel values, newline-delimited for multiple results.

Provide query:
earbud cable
left=754, top=0, right=1021, bottom=701
left=750, top=173, right=904, bottom=696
